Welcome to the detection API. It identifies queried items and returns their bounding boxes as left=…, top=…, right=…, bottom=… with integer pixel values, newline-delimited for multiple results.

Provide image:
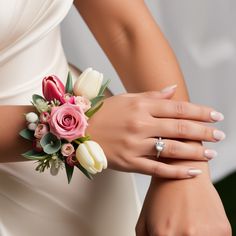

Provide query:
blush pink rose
left=60, top=93, right=76, bottom=104
left=48, top=103, right=88, bottom=142
left=34, top=124, right=49, bottom=139
left=74, top=96, right=91, bottom=112
left=61, top=143, right=75, bottom=156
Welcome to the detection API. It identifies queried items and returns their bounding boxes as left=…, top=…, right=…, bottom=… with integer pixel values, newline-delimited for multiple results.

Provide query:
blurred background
left=61, top=1, right=236, bottom=233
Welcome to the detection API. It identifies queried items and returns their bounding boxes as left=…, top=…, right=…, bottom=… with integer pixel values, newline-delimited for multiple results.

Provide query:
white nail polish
left=204, top=149, right=218, bottom=159
left=188, top=169, right=202, bottom=177
left=160, top=84, right=177, bottom=93
left=210, top=111, right=224, bottom=121
left=213, top=130, right=226, bottom=141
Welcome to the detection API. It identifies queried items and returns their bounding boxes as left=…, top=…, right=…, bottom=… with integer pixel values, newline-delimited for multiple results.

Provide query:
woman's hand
left=86, top=86, right=225, bottom=179
left=136, top=175, right=232, bottom=236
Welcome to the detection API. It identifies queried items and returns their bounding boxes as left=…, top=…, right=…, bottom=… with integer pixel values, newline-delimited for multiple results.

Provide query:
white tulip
left=76, top=140, right=107, bottom=174
left=25, top=112, right=38, bottom=123
left=73, top=68, right=103, bottom=100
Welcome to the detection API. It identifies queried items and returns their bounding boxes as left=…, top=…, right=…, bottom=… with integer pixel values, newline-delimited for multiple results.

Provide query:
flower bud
left=75, top=140, right=107, bottom=174
left=73, top=68, right=103, bottom=100
left=34, top=124, right=49, bottom=139
left=25, top=112, right=38, bottom=123
left=61, top=143, right=75, bottom=157
left=28, top=123, right=37, bottom=131
left=42, top=75, right=65, bottom=102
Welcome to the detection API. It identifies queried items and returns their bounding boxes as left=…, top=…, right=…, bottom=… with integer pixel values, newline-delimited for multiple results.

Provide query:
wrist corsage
left=19, top=68, right=109, bottom=183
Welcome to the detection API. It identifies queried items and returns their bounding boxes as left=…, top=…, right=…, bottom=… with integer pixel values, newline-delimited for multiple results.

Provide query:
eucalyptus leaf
left=32, top=94, right=46, bottom=104
left=90, top=95, right=104, bottom=107
left=19, top=129, right=34, bottom=141
left=32, top=94, right=49, bottom=112
left=98, top=79, right=110, bottom=96
left=22, top=149, right=48, bottom=160
left=85, top=102, right=103, bottom=118
left=76, top=164, right=93, bottom=180
left=40, top=133, right=61, bottom=154
left=65, top=162, right=74, bottom=184
left=65, top=71, right=73, bottom=94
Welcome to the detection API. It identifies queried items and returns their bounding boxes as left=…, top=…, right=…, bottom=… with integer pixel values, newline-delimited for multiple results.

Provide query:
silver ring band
left=155, top=137, right=165, bottom=158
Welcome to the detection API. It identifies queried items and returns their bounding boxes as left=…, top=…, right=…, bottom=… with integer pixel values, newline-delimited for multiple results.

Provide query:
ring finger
left=139, top=138, right=218, bottom=161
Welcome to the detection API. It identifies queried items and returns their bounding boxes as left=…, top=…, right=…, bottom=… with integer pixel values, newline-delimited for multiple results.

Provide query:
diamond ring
left=155, top=137, right=165, bottom=158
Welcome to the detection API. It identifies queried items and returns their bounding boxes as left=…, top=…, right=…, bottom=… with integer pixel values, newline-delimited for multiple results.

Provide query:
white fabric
left=0, top=1, right=140, bottom=235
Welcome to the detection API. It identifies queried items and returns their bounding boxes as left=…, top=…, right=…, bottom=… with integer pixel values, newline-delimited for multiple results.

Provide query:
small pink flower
left=61, top=143, right=75, bottom=156
left=33, top=139, right=43, bottom=152
left=34, top=124, right=49, bottom=139
left=60, top=93, right=75, bottom=104
left=42, top=75, right=65, bottom=102
left=66, top=155, right=76, bottom=167
left=74, top=96, right=91, bottom=112
left=40, top=112, right=50, bottom=124
left=48, top=103, right=88, bottom=142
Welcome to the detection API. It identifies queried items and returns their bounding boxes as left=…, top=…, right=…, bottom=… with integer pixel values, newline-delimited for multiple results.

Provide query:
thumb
left=159, top=84, right=177, bottom=99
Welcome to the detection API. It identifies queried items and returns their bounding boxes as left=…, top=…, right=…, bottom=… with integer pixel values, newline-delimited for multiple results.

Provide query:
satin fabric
left=0, top=1, right=140, bottom=235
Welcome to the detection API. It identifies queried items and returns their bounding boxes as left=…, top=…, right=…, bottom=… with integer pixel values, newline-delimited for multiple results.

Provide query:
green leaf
left=85, top=102, right=103, bottom=118
left=19, top=129, right=34, bottom=141
left=76, top=164, right=93, bottom=180
left=65, top=162, right=74, bottom=184
left=40, top=133, right=61, bottom=154
left=98, top=79, right=110, bottom=96
left=65, top=71, right=73, bottom=94
left=22, top=150, right=48, bottom=160
left=32, top=94, right=46, bottom=104
left=90, top=95, right=105, bottom=107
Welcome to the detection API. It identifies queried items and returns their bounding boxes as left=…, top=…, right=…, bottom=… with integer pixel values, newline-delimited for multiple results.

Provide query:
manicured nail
left=213, top=130, right=226, bottom=141
left=161, top=84, right=177, bottom=93
left=204, top=149, right=218, bottom=159
left=210, top=111, right=224, bottom=121
left=188, top=169, right=202, bottom=177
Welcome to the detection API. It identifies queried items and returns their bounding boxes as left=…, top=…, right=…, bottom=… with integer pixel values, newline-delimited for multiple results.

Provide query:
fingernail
left=213, top=130, right=226, bottom=141
left=188, top=169, right=202, bottom=177
left=160, top=84, right=177, bottom=93
left=210, top=111, right=224, bottom=121
left=204, top=149, right=218, bottom=159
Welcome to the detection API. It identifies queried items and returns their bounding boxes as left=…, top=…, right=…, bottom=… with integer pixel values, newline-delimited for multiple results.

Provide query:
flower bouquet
left=19, top=68, right=109, bottom=183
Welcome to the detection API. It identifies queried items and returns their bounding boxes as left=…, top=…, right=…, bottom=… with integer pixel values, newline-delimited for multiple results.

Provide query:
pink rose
left=34, top=124, right=49, bottom=139
left=40, top=112, right=50, bottom=124
left=61, top=143, right=75, bottom=156
left=48, top=103, right=88, bottom=142
left=60, top=93, right=76, bottom=104
left=42, top=75, right=65, bottom=102
left=75, top=96, right=91, bottom=112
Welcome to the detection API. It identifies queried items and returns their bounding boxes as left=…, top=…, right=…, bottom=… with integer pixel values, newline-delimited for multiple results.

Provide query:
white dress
left=0, top=1, right=140, bottom=235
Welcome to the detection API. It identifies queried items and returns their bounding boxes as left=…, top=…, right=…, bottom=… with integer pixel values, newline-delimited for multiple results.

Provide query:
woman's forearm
left=0, top=106, right=33, bottom=162
left=75, top=0, right=210, bottom=178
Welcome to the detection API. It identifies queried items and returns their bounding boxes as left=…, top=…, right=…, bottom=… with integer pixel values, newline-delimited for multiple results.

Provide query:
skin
left=74, top=0, right=231, bottom=235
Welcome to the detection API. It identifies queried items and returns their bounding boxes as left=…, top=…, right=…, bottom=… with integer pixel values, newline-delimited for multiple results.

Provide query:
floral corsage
left=19, top=68, right=109, bottom=183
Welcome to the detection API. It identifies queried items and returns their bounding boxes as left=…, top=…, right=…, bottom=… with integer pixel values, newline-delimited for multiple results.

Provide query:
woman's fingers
left=140, top=138, right=217, bottom=161
left=147, top=118, right=226, bottom=142
left=130, top=158, right=202, bottom=179
left=147, top=99, right=224, bottom=123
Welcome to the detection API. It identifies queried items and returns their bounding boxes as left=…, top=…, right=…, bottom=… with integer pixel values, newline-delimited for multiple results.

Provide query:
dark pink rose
left=48, top=103, right=88, bottom=142
left=42, top=75, right=65, bottom=102
left=33, top=139, right=43, bottom=152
